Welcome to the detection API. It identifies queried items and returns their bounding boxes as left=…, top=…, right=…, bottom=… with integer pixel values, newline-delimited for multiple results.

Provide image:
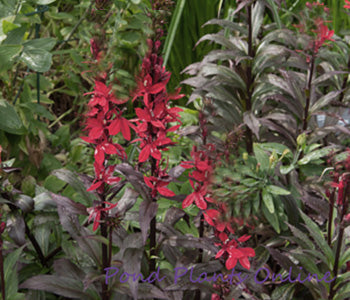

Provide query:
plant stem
left=245, top=3, right=254, bottom=154
left=303, top=53, right=315, bottom=131
left=149, top=158, right=157, bottom=275
left=328, top=178, right=350, bottom=299
left=194, top=213, right=204, bottom=300
left=338, top=55, right=350, bottom=103
left=327, top=190, right=335, bottom=246
left=24, top=218, right=47, bottom=267
left=0, top=242, right=5, bottom=300
left=101, top=199, right=109, bottom=300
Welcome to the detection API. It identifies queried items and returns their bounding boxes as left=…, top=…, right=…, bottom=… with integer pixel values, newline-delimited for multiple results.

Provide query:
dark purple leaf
left=51, top=193, right=88, bottom=216
left=7, top=213, right=26, bottom=246
left=115, top=163, right=152, bottom=202
left=163, top=207, right=185, bottom=226
left=139, top=200, right=158, bottom=245
left=243, top=112, right=260, bottom=139
left=20, top=275, right=96, bottom=299
left=123, top=248, right=143, bottom=300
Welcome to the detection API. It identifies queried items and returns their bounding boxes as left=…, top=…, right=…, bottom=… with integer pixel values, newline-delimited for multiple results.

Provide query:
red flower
left=108, top=111, right=131, bottom=140
left=345, top=0, right=350, bottom=9
left=133, top=74, right=169, bottom=108
left=144, top=175, right=175, bottom=198
left=215, top=235, right=255, bottom=270
left=87, top=163, right=121, bottom=192
left=87, top=201, right=117, bottom=231
left=203, top=208, right=235, bottom=234
left=331, top=177, right=346, bottom=205
left=313, top=21, right=334, bottom=53
left=182, top=180, right=211, bottom=210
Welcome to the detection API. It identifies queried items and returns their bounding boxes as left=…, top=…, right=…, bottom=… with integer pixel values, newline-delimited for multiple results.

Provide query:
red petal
left=94, top=147, right=105, bottom=166
left=225, top=256, right=238, bottom=270
left=238, top=235, right=251, bottom=243
left=239, top=256, right=250, bottom=270
left=151, top=148, right=162, bottom=160
left=219, top=232, right=228, bottom=242
left=139, top=145, right=151, bottom=162
left=121, top=118, right=131, bottom=140
left=89, top=127, right=104, bottom=140
left=87, top=181, right=103, bottom=191
left=215, top=249, right=225, bottom=259
left=144, top=176, right=154, bottom=188
left=240, top=247, right=255, bottom=257
left=103, top=143, right=117, bottom=154
left=194, top=193, right=207, bottom=210
left=108, top=118, right=121, bottom=135
left=157, top=187, right=175, bottom=197
left=148, top=82, right=165, bottom=94
left=203, top=211, right=215, bottom=226
left=151, top=120, right=165, bottom=129
left=182, top=193, right=195, bottom=209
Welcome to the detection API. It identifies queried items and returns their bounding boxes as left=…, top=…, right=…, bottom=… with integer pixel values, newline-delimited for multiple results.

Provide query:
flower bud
left=297, top=133, right=306, bottom=147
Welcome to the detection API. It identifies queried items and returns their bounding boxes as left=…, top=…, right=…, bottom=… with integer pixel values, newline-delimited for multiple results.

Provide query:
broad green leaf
left=271, top=284, right=294, bottom=300
left=0, top=44, right=22, bottom=71
left=23, top=38, right=57, bottom=52
left=20, top=102, right=55, bottom=120
left=262, top=189, right=275, bottom=213
left=266, top=185, right=290, bottom=195
left=0, top=99, right=25, bottom=134
left=20, top=48, right=52, bottom=72
left=299, top=210, right=334, bottom=267
left=287, top=224, right=315, bottom=250
left=253, top=143, right=269, bottom=171
left=2, top=19, right=18, bottom=34
left=34, top=0, right=56, bottom=4
left=280, top=164, right=295, bottom=175
left=298, top=147, right=337, bottom=165
left=4, top=245, right=25, bottom=299
left=262, top=202, right=280, bottom=233
left=290, top=252, right=322, bottom=278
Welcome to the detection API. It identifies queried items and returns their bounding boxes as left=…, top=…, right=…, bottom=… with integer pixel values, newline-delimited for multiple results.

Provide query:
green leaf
left=265, top=0, right=282, bottom=29
left=162, top=0, right=186, bottom=66
left=4, top=245, right=25, bottom=299
left=19, top=102, right=55, bottom=120
left=253, top=143, right=269, bottom=171
left=280, top=164, right=295, bottom=175
left=298, top=147, right=337, bottom=165
left=34, top=0, right=56, bottom=4
left=20, top=48, right=52, bottom=72
left=0, top=99, right=25, bottom=134
left=266, top=185, right=290, bottom=195
left=2, top=19, right=19, bottom=34
left=23, top=38, right=57, bottom=52
left=299, top=210, right=334, bottom=267
left=262, top=202, right=280, bottom=233
left=0, top=44, right=22, bottom=71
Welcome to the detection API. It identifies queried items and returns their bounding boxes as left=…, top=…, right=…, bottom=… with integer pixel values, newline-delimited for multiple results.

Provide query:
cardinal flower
left=215, top=235, right=255, bottom=270
left=87, top=201, right=118, bottom=231
left=87, top=163, right=121, bottom=192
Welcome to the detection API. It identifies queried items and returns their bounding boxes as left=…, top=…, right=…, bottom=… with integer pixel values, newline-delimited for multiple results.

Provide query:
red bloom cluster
left=215, top=234, right=255, bottom=270
left=132, top=40, right=183, bottom=162
left=181, top=144, right=216, bottom=210
left=181, top=142, right=255, bottom=270
left=312, top=19, right=334, bottom=53
left=82, top=39, right=132, bottom=230
left=345, top=0, right=350, bottom=9
left=132, top=39, right=184, bottom=196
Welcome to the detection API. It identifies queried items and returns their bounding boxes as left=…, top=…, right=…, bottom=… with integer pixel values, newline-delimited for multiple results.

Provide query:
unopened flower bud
left=297, top=133, right=306, bottom=147
left=243, top=152, right=248, bottom=161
